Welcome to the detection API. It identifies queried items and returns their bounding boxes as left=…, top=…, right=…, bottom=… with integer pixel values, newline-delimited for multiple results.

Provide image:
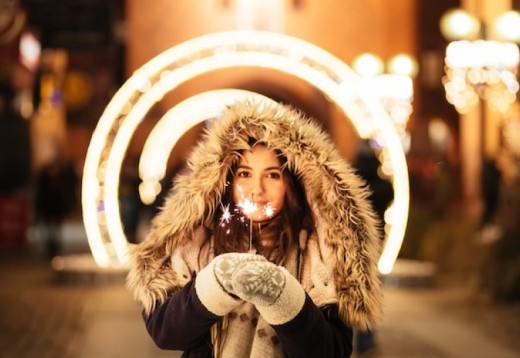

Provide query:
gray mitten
left=213, top=252, right=267, bottom=296
left=231, top=260, right=306, bottom=325
left=231, top=259, right=286, bottom=305
left=195, top=253, right=264, bottom=316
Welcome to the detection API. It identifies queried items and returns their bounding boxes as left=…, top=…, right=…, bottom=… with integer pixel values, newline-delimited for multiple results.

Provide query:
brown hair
left=212, top=144, right=314, bottom=264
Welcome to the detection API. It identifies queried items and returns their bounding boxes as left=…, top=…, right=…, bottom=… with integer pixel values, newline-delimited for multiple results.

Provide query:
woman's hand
left=195, top=252, right=265, bottom=316
left=212, top=252, right=267, bottom=297
left=204, top=252, right=306, bottom=324
left=231, top=259, right=286, bottom=305
left=231, top=260, right=306, bottom=325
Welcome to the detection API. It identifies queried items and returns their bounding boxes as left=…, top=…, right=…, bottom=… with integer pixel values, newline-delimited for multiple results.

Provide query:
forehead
left=239, top=146, right=281, bottom=166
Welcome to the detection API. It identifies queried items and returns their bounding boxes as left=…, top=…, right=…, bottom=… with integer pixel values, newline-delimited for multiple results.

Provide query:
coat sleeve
left=273, top=294, right=354, bottom=358
left=143, top=279, right=219, bottom=351
left=144, top=281, right=353, bottom=357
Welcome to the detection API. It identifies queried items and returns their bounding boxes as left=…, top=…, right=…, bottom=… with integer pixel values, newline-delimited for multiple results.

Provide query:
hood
left=127, top=99, right=383, bottom=330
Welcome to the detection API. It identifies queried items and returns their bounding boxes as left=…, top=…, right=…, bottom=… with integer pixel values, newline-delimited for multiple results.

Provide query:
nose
left=251, top=176, right=265, bottom=198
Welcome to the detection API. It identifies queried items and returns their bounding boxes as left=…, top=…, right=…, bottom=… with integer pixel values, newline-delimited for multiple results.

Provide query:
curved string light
left=82, top=30, right=409, bottom=274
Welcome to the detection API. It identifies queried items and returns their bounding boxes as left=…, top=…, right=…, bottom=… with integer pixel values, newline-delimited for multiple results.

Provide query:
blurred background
left=1, top=0, right=519, bottom=357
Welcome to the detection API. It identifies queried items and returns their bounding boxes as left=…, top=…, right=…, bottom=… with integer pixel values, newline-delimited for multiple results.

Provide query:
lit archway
left=82, top=30, right=409, bottom=273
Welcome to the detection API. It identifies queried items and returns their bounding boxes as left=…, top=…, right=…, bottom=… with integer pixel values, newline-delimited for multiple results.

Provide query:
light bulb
left=352, top=53, right=384, bottom=77
left=388, top=53, right=418, bottom=77
left=494, top=11, right=520, bottom=42
left=440, top=8, right=480, bottom=40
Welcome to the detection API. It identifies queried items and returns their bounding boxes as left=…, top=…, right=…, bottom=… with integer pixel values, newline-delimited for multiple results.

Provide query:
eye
left=236, top=170, right=251, bottom=178
left=266, top=171, right=282, bottom=179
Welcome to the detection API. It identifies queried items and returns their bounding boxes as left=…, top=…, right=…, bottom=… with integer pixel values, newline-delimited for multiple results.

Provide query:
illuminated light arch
left=82, top=30, right=409, bottom=273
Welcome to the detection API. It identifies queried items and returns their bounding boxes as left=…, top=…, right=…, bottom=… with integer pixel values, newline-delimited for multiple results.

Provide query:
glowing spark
left=235, top=185, right=258, bottom=219
left=238, top=197, right=258, bottom=218
left=220, top=204, right=232, bottom=226
left=263, top=202, right=275, bottom=218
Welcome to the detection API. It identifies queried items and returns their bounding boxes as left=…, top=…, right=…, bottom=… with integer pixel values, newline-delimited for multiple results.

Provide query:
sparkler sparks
left=263, top=202, right=275, bottom=218
left=219, top=196, right=276, bottom=225
left=226, top=185, right=278, bottom=222
left=237, top=197, right=258, bottom=218
left=219, top=203, right=232, bottom=226
left=218, top=184, right=277, bottom=251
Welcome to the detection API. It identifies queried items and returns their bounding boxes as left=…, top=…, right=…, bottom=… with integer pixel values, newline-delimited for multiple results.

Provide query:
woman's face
left=233, top=145, right=287, bottom=223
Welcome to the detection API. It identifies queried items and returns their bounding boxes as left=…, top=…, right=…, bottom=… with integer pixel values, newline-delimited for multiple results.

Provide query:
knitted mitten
left=213, top=252, right=267, bottom=296
left=195, top=253, right=262, bottom=316
left=231, top=260, right=306, bottom=325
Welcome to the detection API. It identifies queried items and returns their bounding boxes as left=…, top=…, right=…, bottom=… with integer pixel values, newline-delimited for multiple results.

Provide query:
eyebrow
left=236, top=165, right=282, bottom=171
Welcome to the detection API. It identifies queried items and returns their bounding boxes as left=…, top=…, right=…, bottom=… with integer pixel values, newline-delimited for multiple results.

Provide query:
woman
left=127, top=100, right=383, bottom=357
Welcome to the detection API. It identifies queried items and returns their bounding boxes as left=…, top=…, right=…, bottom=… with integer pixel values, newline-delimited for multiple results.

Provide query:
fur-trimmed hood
left=127, top=99, right=382, bottom=330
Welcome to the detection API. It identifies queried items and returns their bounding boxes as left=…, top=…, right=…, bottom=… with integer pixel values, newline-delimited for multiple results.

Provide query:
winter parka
left=126, top=99, right=383, bottom=355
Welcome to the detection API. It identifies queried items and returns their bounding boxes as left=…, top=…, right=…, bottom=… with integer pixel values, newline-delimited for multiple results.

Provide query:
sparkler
left=220, top=185, right=277, bottom=252
left=249, top=194, right=254, bottom=251
left=219, top=203, right=232, bottom=226
left=237, top=193, right=257, bottom=251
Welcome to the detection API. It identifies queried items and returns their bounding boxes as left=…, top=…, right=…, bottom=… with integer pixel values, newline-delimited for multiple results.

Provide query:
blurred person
left=480, top=156, right=502, bottom=228
left=353, top=140, right=394, bottom=233
left=126, top=100, right=383, bottom=357
left=35, top=153, right=78, bottom=258
left=0, top=84, right=32, bottom=194
left=0, top=84, right=32, bottom=250
left=352, top=139, right=394, bottom=355
left=120, top=157, right=142, bottom=244
left=484, top=153, right=520, bottom=302
left=432, top=161, right=454, bottom=217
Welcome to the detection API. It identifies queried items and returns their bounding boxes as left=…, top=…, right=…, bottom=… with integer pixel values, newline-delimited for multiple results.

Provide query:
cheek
left=232, top=183, right=241, bottom=204
left=272, top=184, right=287, bottom=208
left=275, top=197, right=286, bottom=213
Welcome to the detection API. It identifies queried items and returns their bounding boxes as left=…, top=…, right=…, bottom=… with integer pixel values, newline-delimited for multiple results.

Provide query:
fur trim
left=126, top=99, right=383, bottom=330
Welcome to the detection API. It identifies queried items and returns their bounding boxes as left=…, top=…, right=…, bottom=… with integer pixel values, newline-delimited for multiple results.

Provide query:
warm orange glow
left=82, top=30, right=409, bottom=274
